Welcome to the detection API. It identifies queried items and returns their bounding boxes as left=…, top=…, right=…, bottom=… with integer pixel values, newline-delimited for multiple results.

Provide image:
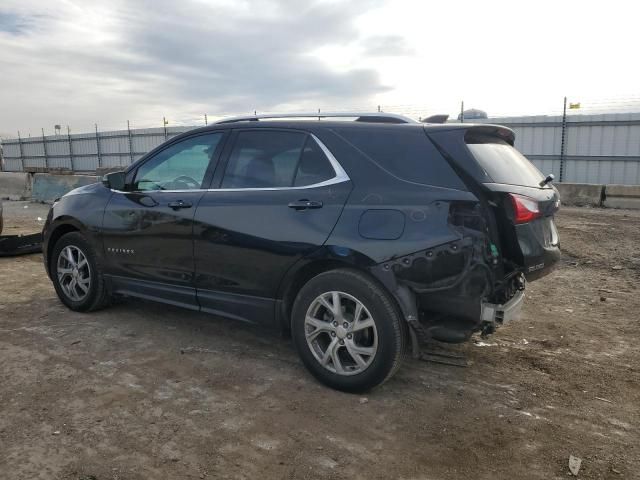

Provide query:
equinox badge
left=107, top=247, right=135, bottom=255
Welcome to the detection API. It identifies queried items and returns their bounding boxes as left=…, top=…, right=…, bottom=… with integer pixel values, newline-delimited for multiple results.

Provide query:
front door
left=193, top=129, right=352, bottom=326
left=102, top=131, right=226, bottom=309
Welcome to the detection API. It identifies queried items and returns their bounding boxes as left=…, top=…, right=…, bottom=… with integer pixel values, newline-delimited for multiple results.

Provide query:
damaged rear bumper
left=480, top=289, right=525, bottom=331
left=371, top=233, right=528, bottom=346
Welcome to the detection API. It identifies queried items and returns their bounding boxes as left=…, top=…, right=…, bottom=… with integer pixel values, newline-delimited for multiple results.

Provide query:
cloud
left=360, top=35, right=414, bottom=57
left=0, top=0, right=401, bottom=135
left=0, top=12, right=33, bottom=35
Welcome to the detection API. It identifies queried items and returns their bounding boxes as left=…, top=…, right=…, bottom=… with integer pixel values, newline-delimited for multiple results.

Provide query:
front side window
left=221, top=131, right=335, bottom=189
left=133, top=133, right=223, bottom=191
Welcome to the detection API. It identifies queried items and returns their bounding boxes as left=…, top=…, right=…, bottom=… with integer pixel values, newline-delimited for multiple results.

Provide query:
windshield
left=466, top=137, right=545, bottom=187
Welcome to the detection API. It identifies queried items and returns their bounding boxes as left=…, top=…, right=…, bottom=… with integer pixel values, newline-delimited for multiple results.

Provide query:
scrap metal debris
left=0, top=233, right=42, bottom=257
left=419, top=343, right=468, bottom=367
left=474, top=341, right=497, bottom=347
left=0, top=204, right=43, bottom=256
left=595, top=396, right=613, bottom=404
left=569, top=455, right=582, bottom=476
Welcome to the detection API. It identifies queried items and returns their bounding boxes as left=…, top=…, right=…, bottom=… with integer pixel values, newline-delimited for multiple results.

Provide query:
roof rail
left=214, top=112, right=417, bottom=124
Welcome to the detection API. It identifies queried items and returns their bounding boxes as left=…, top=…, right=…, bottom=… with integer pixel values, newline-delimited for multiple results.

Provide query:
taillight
left=509, top=193, right=541, bottom=224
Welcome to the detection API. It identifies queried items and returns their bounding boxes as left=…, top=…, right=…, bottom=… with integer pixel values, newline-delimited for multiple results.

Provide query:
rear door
left=428, top=126, right=560, bottom=279
left=193, top=128, right=352, bottom=326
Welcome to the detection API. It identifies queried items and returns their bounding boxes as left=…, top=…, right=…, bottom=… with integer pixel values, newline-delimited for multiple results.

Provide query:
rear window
left=466, top=136, right=545, bottom=187
left=333, top=127, right=466, bottom=190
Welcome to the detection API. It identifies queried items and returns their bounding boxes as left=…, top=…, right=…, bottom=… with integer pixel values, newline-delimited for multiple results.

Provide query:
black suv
left=43, top=113, right=561, bottom=392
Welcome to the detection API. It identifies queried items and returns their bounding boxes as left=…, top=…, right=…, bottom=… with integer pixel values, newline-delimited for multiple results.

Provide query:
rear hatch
left=427, top=125, right=561, bottom=281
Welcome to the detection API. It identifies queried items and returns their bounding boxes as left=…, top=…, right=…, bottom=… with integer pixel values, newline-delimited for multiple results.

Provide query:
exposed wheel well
left=280, top=259, right=401, bottom=333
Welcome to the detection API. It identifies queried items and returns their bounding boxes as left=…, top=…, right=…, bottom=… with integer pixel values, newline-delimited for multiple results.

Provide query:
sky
left=1, top=0, right=639, bottom=138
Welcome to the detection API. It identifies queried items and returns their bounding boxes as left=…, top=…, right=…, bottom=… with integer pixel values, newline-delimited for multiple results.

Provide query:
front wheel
left=51, top=232, right=110, bottom=312
left=291, top=269, right=406, bottom=392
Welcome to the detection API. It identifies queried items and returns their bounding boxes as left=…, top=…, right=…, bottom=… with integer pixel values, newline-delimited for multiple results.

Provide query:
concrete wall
left=31, top=173, right=99, bottom=204
left=555, top=183, right=604, bottom=207
left=603, top=184, right=640, bottom=209
left=554, top=183, right=640, bottom=209
left=95, top=167, right=125, bottom=177
left=0, top=172, right=33, bottom=200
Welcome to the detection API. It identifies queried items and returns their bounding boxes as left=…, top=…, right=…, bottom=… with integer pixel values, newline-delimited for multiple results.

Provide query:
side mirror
left=102, top=171, right=126, bottom=191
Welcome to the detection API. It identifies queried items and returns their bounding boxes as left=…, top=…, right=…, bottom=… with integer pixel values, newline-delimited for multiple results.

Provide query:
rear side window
left=221, top=130, right=335, bottom=188
left=332, top=127, right=465, bottom=189
left=294, top=140, right=335, bottom=187
left=466, top=135, right=544, bottom=187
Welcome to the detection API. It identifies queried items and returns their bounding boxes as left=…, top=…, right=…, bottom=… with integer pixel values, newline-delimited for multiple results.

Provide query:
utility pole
left=460, top=101, right=464, bottom=123
left=127, top=120, right=134, bottom=164
left=42, top=128, right=49, bottom=170
left=67, top=125, right=74, bottom=172
left=204, top=114, right=208, bottom=125
left=17, top=131, right=24, bottom=170
left=95, top=124, right=102, bottom=168
left=559, top=96, right=567, bottom=182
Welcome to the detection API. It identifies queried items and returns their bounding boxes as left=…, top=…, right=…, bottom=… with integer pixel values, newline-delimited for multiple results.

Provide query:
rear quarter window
left=332, top=127, right=466, bottom=190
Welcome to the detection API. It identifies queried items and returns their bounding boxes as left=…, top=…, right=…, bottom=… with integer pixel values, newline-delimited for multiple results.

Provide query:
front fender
left=43, top=183, right=112, bottom=278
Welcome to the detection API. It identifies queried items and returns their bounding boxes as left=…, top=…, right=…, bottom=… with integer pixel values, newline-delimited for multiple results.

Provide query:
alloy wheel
left=57, top=245, right=91, bottom=302
left=304, top=291, right=378, bottom=376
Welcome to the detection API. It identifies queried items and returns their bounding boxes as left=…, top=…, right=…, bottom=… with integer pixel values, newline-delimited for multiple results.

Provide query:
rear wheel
left=51, top=232, right=110, bottom=312
left=291, top=269, right=405, bottom=392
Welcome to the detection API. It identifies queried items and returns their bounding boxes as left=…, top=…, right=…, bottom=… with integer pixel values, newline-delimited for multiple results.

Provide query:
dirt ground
left=0, top=201, right=638, bottom=480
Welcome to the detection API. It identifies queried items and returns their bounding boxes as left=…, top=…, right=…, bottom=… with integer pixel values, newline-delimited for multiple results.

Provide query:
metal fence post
left=17, top=131, right=24, bottom=172
left=559, top=96, right=567, bottom=182
left=95, top=124, right=102, bottom=169
left=127, top=120, right=134, bottom=164
left=41, top=128, right=49, bottom=170
left=67, top=126, right=74, bottom=171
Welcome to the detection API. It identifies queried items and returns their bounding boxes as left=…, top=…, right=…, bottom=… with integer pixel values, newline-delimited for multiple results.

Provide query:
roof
left=166, top=116, right=516, bottom=146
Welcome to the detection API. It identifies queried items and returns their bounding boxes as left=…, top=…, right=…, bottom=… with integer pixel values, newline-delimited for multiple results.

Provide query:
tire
left=50, top=232, right=110, bottom=312
left=291, top=268, right=406, bottom=392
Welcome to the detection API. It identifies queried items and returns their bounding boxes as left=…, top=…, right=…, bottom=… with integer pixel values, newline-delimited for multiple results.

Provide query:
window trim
left=111, top=133, right=349, bottom=193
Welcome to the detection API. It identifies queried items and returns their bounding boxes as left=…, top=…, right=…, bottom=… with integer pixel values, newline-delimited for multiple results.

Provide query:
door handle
left=168, top=200, right=193, bottom=210
left=288, top=199, right=323, bottom=210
